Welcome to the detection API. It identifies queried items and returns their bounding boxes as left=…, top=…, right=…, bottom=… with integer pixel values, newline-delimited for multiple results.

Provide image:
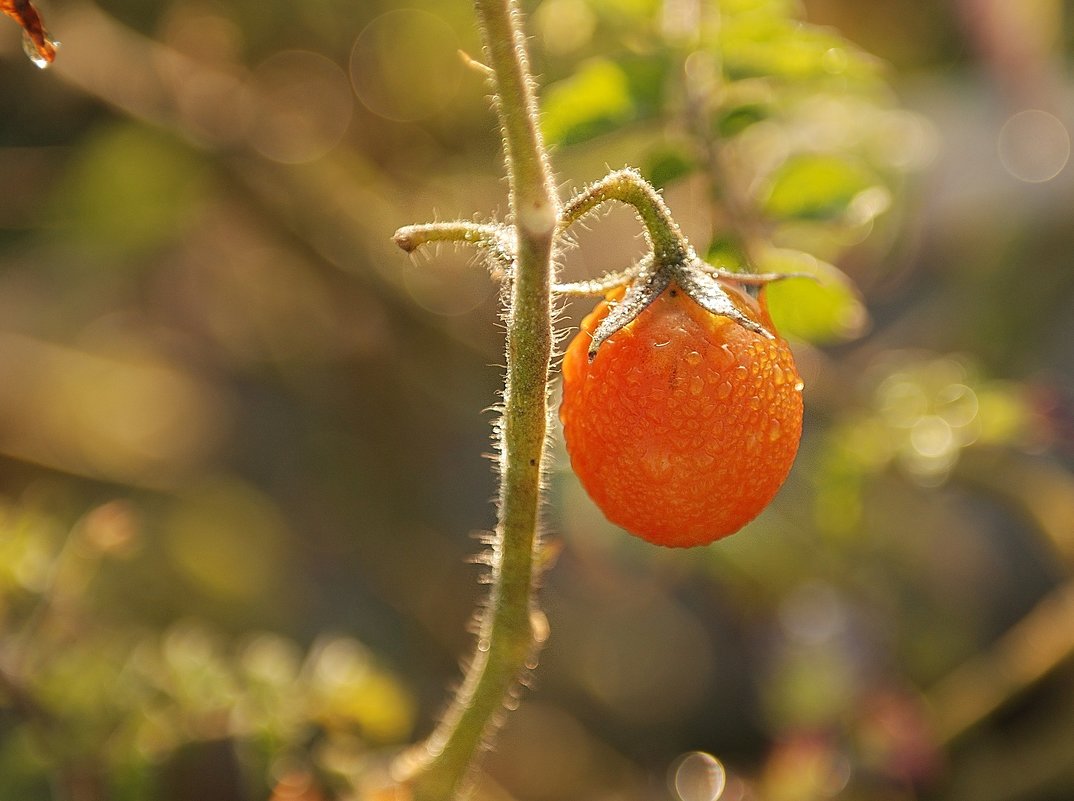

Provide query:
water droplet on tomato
left=769, top=420, right=782, bottom=441
left=685, top=350, right=702, bottom=365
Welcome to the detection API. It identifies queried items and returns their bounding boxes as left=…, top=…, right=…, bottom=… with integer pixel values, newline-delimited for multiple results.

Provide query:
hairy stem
left=394, top=221, right=515, bottom=277
left=561, top=168, right=689, bottom=264
left=393, top=222, right=506, bottom=254
left=394, top=1, right=558, bottom=799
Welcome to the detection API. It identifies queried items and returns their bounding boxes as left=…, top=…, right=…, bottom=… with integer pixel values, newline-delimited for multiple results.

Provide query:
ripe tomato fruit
left=559, top=280, right=803, bottom=547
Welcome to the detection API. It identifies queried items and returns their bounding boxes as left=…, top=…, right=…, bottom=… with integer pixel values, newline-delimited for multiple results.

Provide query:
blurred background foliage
left=1, top=0, right=1074, bottom=800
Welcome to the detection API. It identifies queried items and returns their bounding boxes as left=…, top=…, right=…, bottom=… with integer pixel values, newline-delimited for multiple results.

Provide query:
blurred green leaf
left=53, top=123, right=208, bottom=260
left=716, top=101, right=773, bottom=137
left=705, top=237, right=749, bottom=273
left=586, top=0, right=660, bottom=27
left=719, top=12, right=879, bottom=84
left=0, top=729, right=50, bottom=801
left=760, top=247, right=868, bottom=343
left=762, top=154, right=879, bottom=221
left=642, top=143, right=695, bottom=188
left=541, top=58, right=634, bottom=145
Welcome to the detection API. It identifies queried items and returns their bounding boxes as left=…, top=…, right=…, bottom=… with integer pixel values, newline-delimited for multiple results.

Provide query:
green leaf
left=762, top=154, right=879, bottom=221
left=759, top=247, right=868, bottom=343
left=541, top=58, right=634, bottom=146
left=642, top=143, right=695, bottom=188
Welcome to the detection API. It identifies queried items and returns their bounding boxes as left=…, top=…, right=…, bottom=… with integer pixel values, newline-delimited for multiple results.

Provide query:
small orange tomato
left=559, top=281, right=803, bottom=547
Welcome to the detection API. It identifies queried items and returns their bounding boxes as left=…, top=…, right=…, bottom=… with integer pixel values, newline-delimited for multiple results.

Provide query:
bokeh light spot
left=672, top=752, right=727, bottom=801
left=350, top=10, right=461, bottom=122
left=402, top=246, right=496, bottom=317
left=536, top=0, right=597, bottom=55
left=779, top=581, right=846, bottom=646
left=910, top=415, right=954, bottom=459
left=997, top=109, right=1070, bottom=183
left=250, top=50, right=353, bottom=164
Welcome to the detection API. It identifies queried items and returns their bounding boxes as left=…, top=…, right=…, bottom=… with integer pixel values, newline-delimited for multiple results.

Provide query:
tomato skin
left=559, top=281, right=803, bottom=547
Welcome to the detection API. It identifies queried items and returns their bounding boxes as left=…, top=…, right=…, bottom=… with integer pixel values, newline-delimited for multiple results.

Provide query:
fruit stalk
left=394, top=0, right=557, bottom=798
left=561, top=168, right=688, bottom=264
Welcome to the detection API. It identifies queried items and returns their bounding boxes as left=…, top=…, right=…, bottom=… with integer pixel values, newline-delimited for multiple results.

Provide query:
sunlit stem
left=699, top=265, right=818, bottom=286
left=393, top=0, right=558, bottom=798
left=393, top=221, right=506, bottom=253
left=560, top=168, right=689, bottom=265
left=553, top=265, right=645, bottom=296
left=394, top=221, right=514, bottom=276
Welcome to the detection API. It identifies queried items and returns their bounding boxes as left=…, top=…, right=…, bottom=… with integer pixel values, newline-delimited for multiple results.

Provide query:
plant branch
left=393, top=222, right=507, bottom=254
left=394, top=222, right=515, bottom=278
left=928, top=579, right=1074, bottom=745
left=392, top=0, right=558, bottom=798
left=560, top=168, right=689, bottom=264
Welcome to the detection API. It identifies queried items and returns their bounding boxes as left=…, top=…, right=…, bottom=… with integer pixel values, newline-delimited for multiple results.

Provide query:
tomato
left=559, top=280, right=803, bottom=547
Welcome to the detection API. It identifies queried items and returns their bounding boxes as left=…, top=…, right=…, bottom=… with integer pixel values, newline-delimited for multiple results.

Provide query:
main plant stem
left=395, top=1, right=558, bottom=799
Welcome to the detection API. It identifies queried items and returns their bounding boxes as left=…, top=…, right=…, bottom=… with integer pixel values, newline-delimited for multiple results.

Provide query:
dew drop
left=794, top=380, right=805, bottom=391
left=769, top=420, right=782, bottom=441
left=734, top=365, right=748, bottom=381
left=773, top=365, right=786, bottom=385
left=22, top=30, right=56, bottom=68
left=644, top=450, right=673, bottom=476
left=685, top=350, right=702, bottom=366
left=690, top=375, right=705, bottom=396
left=717, top=381, right=733, bottom=400
left=749, top=396, right=762, bottom=411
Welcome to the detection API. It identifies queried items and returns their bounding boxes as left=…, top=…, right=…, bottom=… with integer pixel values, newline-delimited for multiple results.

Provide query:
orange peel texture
left=560, top=282, right=804, bottom=547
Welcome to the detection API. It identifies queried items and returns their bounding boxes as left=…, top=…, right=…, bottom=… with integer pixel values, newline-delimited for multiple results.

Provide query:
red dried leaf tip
left=2, top=0, right=57, bottom=68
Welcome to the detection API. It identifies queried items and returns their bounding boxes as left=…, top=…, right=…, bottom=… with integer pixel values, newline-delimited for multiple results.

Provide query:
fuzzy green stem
left=393, top=222, right=506, bottom=254
left=561, top=168, right=688, bottom=264
left=394, top=221, right=515, bottom=276
left=394, top=1, right=557, bottom=799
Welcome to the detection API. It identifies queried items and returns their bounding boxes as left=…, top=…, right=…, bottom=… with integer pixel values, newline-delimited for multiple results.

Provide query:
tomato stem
left=393, top=221, right=505, bottom=254
left=561, top=168, right=689, bottom=264
left=391, top=1, right=557, bottom=799
left=394, top=221, right=515, bottom=277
